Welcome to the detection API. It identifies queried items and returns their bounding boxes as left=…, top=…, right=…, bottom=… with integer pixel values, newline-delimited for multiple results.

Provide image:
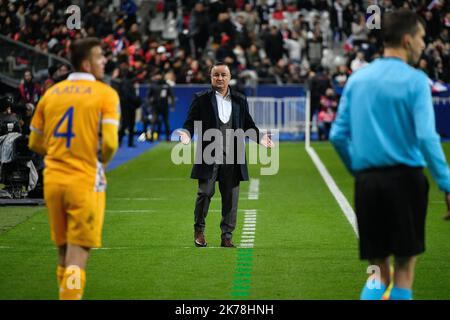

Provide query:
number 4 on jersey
left=53, top=106, right=75, bottom=148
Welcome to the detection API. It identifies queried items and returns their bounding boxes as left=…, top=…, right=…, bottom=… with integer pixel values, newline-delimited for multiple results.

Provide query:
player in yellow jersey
left=28, top=38, right=120, bottom=300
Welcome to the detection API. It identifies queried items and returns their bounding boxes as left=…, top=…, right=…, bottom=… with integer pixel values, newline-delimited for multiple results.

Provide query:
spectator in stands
left=286, top=63, right=302, bottom=84
left=164, top=0, right=178, bottom=20
left=423, top=10, right=442, bottom=43
left=233, top=13, right=250, bottom=49
left=120, top=0, right=138, bottom=28
left=264, top=25, right=284, bottom=64
left=308, top=66, right=332, bottom=121
left=292, top=13, right=309, bottom=35
left=331, top=0, right=345, bottom=42
left=351, top=13, right=369, bottom=47
left=246, top=43, right=262, bottom=70
left=271, top=58, right=288, bottom=84
left=284, top=31, right=303, bottom=65
left=17, top=103, right=34, bottom=136
left=83, top=4, right=103, bottom=35
left=19, top=70, right=41, bottom=106
left=233, top=44, right=247, bottom=69
left=1, top=15, right=17, bottom=37
left=306, top=21, right=323, bottom=69
left=343, top=2, right=357, bottom=37
left=127, top=23, right=142, bottom=44
left=189, top=2, right=210, bottom=58
left=56, top=63, right=70, bottom=81
left=42, top=63, right=71, bottom=93
left=148, top=71, right=174, bottom=141
left=351, top=51, right=369, bottom=72
left=16, top=3, right=26, bottom=30
left=241, top=3, right=260, bottom=35
left=116, top=65, right=141, bottom=148
left=318, top=88, right=338, bottom=141
left=332, top=65, right=350, bottom=96
left=42, top=65, right=59, bottom=93
left=212, top=12, right=237, bottom=47
left=418, top=57, right=431, bottom=76
left=0, top=0, right=449, bottom=88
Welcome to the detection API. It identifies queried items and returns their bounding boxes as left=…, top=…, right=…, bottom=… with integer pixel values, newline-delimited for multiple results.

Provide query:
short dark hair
left=69, top=37, right=102, bottom=71
left=209, top=61, right=230, bottom=75
left=382, top=9, right=424, bottom=48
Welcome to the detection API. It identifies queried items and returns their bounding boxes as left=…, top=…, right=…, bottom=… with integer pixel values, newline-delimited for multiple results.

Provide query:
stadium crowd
left=0, top=0, right=449, bottom=143
left=1, top=0, right=449, bottom=87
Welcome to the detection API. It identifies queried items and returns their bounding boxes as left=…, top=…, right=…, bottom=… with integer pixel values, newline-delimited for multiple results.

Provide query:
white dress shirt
left=215, top=89, right=232, bottom=123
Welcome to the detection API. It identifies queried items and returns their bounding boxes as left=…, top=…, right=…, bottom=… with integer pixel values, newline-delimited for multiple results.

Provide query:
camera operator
left=0, top=95, right=43, bottom=199
left=0, top=96, right=21, bottom=136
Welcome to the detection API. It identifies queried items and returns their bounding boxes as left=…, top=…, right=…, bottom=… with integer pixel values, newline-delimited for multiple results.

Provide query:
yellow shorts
left=44, top=183, right=105, bottom=248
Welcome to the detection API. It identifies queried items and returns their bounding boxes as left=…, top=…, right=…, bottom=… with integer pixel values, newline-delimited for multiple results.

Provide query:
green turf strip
left=0, top=207, right=41, bottom=235
left=231, top=248, right=255, bottom=299
left=0, top=142, right=449, bottom=299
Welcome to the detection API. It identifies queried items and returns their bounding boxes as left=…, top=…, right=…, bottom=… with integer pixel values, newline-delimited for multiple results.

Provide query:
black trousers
left=152, top=106, right=170, bottom=140
left=194, top=164, right=240, bottom=240
left=119, top=107, right=136, bottom=146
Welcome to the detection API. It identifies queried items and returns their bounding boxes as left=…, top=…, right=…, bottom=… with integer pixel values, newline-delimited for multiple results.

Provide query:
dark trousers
left=152, top=106, right=170, bottom=140
left=194, top=164, right=240, bottom=240
left=119, top=108, right=136, bottom=147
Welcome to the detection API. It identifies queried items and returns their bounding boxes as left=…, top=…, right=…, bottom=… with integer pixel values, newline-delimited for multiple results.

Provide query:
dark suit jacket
left=183, top=88, right=261, bottom=181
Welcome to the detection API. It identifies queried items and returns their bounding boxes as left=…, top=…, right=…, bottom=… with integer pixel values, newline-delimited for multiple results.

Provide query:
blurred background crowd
left=0, top=0, right=449, bottom=145
left=1, top=0, right=449, bottom=90
left=0, top=0, right=449, bottom=200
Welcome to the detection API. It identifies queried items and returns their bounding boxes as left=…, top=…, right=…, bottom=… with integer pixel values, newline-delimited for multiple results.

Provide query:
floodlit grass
left=0, top=142, right=449, bottom=299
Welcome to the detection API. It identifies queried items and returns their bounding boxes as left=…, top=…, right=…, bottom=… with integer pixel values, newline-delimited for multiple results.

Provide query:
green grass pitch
left=0, top=142, right=449, bottom=299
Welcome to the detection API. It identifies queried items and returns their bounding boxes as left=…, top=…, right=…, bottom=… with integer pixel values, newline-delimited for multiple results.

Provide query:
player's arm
left=412, top=75, right=450, bottom=194
left=412, top=75, right=450, bottom=220
left=329, top=83, right=354, bottom=175
left=28, top=98, right=47, bottom=155
left=101, top=89, right=121, bottom=164
left=29, top=130, right=47, bottom=156
left=101, top=122, right=118, bottom=164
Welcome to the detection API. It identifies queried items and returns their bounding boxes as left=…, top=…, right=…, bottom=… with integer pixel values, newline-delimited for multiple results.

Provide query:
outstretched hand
left=261, top=133, right=275, bottom=148
left=178, top=130, right=191, bottom=145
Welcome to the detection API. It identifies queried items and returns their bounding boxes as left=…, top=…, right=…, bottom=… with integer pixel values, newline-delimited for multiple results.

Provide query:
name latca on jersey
left=30, top=73, right=120, bottom=186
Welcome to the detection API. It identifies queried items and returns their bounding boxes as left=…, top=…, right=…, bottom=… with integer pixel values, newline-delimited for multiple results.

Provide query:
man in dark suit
left=179, top=62, right=274, bottom=248
left=117, top=68, right=141, bottom=148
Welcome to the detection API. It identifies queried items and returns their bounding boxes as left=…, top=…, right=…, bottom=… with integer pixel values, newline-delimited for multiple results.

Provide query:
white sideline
left=248, top=179, right=260, bottom=200
left=235, top=179, right=261, bottom=248
left=305, top=146, right=359, bottom=237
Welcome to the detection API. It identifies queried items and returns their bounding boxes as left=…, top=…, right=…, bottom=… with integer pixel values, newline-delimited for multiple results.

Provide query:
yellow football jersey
left=30, top=73, right=120, bottom=188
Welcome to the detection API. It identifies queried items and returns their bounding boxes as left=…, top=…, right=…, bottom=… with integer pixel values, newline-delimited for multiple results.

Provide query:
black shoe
left=194, top=230, right=207, bottom=247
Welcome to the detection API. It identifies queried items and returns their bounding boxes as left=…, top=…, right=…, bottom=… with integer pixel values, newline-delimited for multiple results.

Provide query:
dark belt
left=359, top=164, right=423, bottom=174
